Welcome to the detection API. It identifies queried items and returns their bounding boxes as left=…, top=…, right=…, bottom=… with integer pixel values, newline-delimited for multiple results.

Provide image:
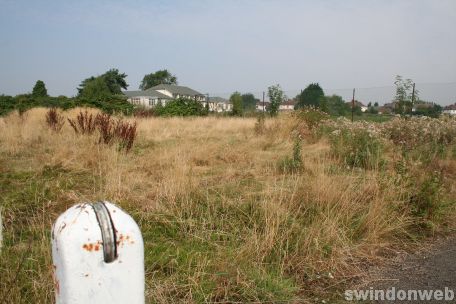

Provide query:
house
left=377, top=106, right=392, bottom=115
left=443, top=104, right=456, bottom=115
left=279, top=99, right=296, bottom=111
left=124, top=84, right=206, bottom=108
left=151, top=84, right=206, bottom=102
left=346, top=101, right=368, bottom=112
left=383, top=102, right=396, bottom=110
left=412, top=101, right=434, bottom=112
left=256, top=101, right=270, bottom=112
left=206, top=97, right=232, bottom=112
left=124, top=89, right=171, bottom=107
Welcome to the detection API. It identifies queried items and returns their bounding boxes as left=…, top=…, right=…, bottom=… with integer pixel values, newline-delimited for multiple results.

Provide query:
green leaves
left=295, top=83, right=324, bottom=109
left=230, top=92, right=243, bottom=116
left=267, top=84, right=285, bottom=117
left=139, top=69, right=177, bottom=90
left=32, top=80, right=48, bottom=98
left=77, top=68, right=128, bottom=99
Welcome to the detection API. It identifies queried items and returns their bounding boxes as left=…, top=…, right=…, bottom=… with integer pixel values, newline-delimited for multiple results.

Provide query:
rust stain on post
left=82, top=240, right=103, bottom=252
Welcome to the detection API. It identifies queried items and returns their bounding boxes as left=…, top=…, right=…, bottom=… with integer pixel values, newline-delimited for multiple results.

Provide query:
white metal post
left=51, top=201, right=144, bottom=303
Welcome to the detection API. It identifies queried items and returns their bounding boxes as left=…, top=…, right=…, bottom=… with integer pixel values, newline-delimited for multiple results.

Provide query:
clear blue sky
left=1, top=0, right=455, bottom=104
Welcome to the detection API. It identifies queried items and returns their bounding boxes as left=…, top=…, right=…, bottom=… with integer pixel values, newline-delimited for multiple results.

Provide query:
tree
left=241, top=93, right=257, bottom=112
left=394, top=75, right=418, bottom=115
left=102, top=69, right=128, bottom=94
left=78, top=68, right=128, bottom=96
left=0, top=94, right=15, bottom=116
left=413, top=102, right=442, bottom=118
left=79, top=76, right=112, bottom=101
left=32, top=80, right=48, bottom=98
left=295, top=83, right=324, bottom=109
left=267, top=84, right=285, bottom=116
left=139, top=69, right=177, bottom=90
left=321, top=95, right=349, bottom=116
left=230, top=92, right=243, bottom=116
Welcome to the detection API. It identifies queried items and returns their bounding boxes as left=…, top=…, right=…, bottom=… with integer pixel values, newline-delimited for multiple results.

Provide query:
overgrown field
left=1, top=108, right=456, bottom=303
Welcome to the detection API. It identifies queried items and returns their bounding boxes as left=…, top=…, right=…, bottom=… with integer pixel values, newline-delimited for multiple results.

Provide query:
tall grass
left=0, top=108, right=455, bottom=303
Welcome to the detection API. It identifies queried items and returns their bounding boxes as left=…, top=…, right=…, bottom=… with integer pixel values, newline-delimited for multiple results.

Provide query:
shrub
left=295, top=107, right=329, bottom=130
left=279, top=137, right=302, bottom=173
left=330, top=129, right=384, bottom=170
left=409, top=173, right=443, bottom=220
left=254, top=114, right=266, bottom=135
left=158, top=98, right=205, bottom=116
left=0, top=95, right=15, bottom=116
left=67, top=110, right=97, bottom=135
left=113, top=120, right=137, bottom=152
left=96, top=113, right=137, bottom=152
left=45, top=108, right=65, bottom=132
left=67, top=110, right=137, bottom=152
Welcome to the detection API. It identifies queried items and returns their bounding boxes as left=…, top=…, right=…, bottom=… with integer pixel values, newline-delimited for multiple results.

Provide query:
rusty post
left=51, top=202, right=144, bottom=303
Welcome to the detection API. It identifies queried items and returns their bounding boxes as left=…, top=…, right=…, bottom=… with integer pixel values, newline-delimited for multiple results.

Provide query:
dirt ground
left=357, top=236, right=456, bottom=303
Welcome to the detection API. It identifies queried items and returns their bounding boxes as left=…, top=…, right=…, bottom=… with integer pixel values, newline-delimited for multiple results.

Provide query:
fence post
left=51, top=201, right=144, bottom=303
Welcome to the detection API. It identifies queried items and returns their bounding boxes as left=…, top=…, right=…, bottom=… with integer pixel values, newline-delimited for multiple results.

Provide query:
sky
left=1, top=0, right=455, bottom=105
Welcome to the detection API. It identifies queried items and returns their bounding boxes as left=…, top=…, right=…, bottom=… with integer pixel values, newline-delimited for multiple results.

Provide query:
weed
left=330, top=128, right=384, bottom=169
left=67, top=110, right=97, bottom=134
left=279, top=136, right=302, bottom=173
left=67, top=110, right=137, bottom=152
left=254, top=113, right=266, bottom=135
left=45, top=108, right=65, bottom=132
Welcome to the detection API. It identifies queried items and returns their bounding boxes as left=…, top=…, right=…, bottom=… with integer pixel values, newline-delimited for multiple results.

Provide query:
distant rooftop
left=444, top=104, right=456, bottom=110
left=208, top=96, right=229, bottom=103
left=123, top=89, right=171, bottom=99
left=152, top=84, right=204, bottom=96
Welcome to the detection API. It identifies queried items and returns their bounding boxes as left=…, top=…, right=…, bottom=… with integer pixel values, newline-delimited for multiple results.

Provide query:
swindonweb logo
left=345, top=287, right=455, bottom=301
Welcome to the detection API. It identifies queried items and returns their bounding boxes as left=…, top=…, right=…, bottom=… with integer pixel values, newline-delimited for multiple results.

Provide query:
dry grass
left=0, top=108, right=455, bottom=303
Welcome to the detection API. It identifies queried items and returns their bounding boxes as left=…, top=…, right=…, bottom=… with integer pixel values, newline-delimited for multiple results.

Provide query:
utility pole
left=411, top=83, right=416, bottom=115
left=262, top=91, right=265, bottom=112
left=351, top=88, right=355, bottom=123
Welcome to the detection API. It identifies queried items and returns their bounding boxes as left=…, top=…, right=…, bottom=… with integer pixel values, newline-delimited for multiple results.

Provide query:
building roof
left=384, top=102, right=396, bottom=109
left=281, top=99, right=296, bottom=106
left=345, top=100, right=367, bottom=107
left=208, top=97, right=229, bottom=103
left=444, top=104, right=456, bottom=110
left=151, top=84, right=204, bottom=96
left=123, top=89, right=171, bottom=99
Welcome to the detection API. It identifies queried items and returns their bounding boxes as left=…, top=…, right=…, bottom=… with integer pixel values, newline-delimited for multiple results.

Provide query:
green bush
left=279, top=137, right=302, bottom=173
left=254, top=113, right=266, bottom=135
left=409, top=173, right=443, bottom=220
left=295, top=107, right=329, bottom=130
left=0, top=94, right=134, bottom=116
left=157, top=98, right=207, bottom=116
left=0, top=95, right=15, bottom=116
left=330, top=129, right=384, bottom=169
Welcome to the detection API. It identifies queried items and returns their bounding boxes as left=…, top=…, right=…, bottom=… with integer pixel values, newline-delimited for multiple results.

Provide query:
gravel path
left=358, top=237, right=456, bottom=303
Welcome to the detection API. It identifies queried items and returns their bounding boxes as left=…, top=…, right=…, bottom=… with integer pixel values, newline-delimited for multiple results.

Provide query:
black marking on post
left=92, top=202, right=117, bottom=263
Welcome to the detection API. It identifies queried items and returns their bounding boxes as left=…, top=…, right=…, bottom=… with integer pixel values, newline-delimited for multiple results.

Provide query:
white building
left=124, top=84, right=206, bottom=108
left=256, top=101, right=270, bottom=112
left=279, top=100, right=295, bottom=111
left=346, top=101, right=368, bottom=112
left=124, top=89, right=171, bottom=107
left=443, top=104, right=456, bottom=115
left=205, top=97, right=232, bottom=112
left=152, top=84, right=206, bottom=102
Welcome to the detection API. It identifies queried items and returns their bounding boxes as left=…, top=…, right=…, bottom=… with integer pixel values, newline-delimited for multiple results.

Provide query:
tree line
left=0, top=69, right=181, bottom=116
left=0, top=70, right=444, bottom=118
